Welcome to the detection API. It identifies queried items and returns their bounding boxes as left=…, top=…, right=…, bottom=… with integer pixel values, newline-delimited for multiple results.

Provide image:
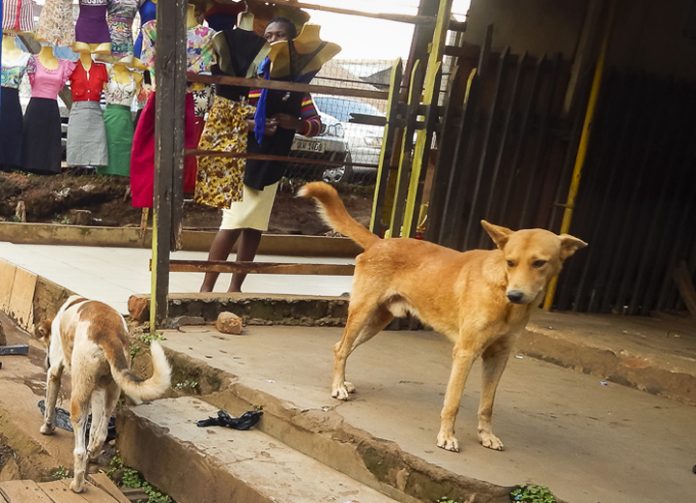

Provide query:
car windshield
left=313, top=97, right=383, bottom=122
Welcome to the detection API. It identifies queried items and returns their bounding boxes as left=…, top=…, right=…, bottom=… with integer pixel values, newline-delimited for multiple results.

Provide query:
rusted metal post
left=150, top=0, right=187, bottom=330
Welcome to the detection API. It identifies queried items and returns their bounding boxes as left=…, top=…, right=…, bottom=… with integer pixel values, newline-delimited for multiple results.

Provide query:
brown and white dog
left=34, top=296, right=171, bottom=493
left=299, top=182, right=587, bottom=452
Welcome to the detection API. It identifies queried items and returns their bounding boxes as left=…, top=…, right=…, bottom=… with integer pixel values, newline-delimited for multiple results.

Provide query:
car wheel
left=322, top=152, right=353, bottom=184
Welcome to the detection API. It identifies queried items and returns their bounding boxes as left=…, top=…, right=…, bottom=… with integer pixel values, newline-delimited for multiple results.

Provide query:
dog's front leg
left=477, top=338, right=514, bottom=451
left=40, top=363, right=63, bottom=435
left=437, top=343, right=477, bottom=452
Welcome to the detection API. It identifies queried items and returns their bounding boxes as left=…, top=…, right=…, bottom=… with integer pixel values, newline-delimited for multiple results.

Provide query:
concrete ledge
left=520, top=323, right=696, bottom=406
left=128, top=292, right=349, bottom=326
left=0, top=222, right=360, bottom=256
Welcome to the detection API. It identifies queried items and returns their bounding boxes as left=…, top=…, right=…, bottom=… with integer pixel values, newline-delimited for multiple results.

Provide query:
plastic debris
left=599, top=380, right=609, bottom=386
left=37, top=400, right=117, bottom=441
left=514, top=354, right=524, bottom=359
left=196, top=409, right=263, bottom=430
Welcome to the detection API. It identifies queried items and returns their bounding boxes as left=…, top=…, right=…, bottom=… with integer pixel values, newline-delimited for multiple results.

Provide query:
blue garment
left=133, top=0, right=156, bottom=58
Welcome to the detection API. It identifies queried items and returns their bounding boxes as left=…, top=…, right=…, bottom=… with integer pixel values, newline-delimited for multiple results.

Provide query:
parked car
left=312, top=96, right=386, bottom=183
left=285, top=111, right=351, bottom=182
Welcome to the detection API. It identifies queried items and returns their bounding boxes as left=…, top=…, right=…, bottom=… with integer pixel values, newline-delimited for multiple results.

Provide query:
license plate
left=292, top=138, right=324, bottom=153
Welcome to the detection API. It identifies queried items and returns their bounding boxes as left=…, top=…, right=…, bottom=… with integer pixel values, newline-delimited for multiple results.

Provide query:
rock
left=0, top=321, right=6, bottom=346
left=68, top=209, right=93, bottom=226
left=215, top=311, right=243, bottom=335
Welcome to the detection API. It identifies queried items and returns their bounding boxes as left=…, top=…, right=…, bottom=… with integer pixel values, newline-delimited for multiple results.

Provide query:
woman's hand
left=272, top=113, right=302, bottom=131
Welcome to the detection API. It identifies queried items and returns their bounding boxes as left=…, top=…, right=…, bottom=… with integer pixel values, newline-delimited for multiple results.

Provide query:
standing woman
left=200, top=17, right=339, bottom=293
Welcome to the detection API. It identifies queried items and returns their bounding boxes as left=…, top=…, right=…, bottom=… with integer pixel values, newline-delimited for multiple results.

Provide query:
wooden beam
left=165, top=260, right=355, bottom=276
left=151, top=0, right=187, bottom=329
left=258, top=0, right=435, bottom=25
left=187, top=73, right=388, bottom=100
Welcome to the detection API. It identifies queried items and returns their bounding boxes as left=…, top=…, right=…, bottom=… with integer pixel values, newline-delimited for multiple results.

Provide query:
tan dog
left=34, top=296, right=171, bottom=493
left=299, top=182, right=587, bottom=452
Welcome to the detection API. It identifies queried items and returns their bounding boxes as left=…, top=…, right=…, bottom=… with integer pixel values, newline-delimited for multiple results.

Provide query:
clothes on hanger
left=1, top=0, right=35, bottom=32
left=133, top=0, right=156, bottom=58
left=75, top=0, right=111, bottom=46
left=0, top=46, right=30, bottom=170
left=36, top=0, right=75, bottom=47
left=107, top=0, right=139, bottom=59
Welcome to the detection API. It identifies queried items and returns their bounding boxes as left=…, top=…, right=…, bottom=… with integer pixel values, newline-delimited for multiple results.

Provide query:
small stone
left=215, top=311, right=243, bottom=335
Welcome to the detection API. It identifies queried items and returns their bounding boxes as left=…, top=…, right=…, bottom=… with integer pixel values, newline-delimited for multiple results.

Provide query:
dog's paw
left=479, top=431, right=504, bottom=451
left=69, top=479, right=85, bottom=493
left=436, top=432, right=460, bottom=452
left=39, top=423, right=56, bottom=435
left=331, top=381, right=355, bottom=400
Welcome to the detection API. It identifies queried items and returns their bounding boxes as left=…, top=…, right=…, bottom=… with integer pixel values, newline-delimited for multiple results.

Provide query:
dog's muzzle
left=506, top=290, right=527, bottom=304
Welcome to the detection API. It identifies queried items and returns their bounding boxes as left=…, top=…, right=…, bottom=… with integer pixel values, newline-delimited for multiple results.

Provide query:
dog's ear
left=558, top=234, right=588, bottom=261
left=481, top=220, right=514, bottom=249
left=34, top=319, right=53, bottom=343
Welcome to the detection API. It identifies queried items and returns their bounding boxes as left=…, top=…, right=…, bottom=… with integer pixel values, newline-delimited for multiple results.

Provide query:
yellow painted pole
left=544, top=0, right=616, bottom=310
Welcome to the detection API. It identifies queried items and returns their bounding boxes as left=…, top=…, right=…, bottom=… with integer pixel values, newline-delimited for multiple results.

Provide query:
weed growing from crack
left=510, top=484, right=557, bottom=503
left=108, top=454, right=172, bottom=503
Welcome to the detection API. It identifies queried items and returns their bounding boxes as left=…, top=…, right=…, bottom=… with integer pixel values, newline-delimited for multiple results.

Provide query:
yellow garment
left=195, top=95, right=254, bottom=208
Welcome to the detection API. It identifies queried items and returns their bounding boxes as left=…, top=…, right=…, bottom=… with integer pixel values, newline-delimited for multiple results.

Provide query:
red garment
left=69, top=61, right=108, bottom=102
left=129, top=92, right=201, bottom=208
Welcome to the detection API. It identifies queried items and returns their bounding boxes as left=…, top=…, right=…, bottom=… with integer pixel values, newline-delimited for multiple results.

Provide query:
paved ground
left=161, top=324, right=696, bottom=503
left=0, top=242, right=353, bottom=314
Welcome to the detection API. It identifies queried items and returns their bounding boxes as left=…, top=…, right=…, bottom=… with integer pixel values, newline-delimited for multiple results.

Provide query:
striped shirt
left=249, top=89, right=322, bottom=137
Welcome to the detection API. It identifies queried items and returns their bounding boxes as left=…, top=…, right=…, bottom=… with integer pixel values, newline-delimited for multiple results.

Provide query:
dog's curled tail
left=298, top=182, right=380, bottom=249
left=111, top=340, right=172, bottom=403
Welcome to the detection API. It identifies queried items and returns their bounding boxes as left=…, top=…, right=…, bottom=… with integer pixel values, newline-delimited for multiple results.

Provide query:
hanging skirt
left=22, top=97, right=62, bottom=174
left=0, top=87, right=24, bottom=170
left=220, top=182, right=279, bottom=231
left=67, top=101, right=108, bottom=167
left=195, top=95, right=254, bottom=208
left=129, top=92, right=200, bottom=208
left=98, top=103, right=133, bottom=176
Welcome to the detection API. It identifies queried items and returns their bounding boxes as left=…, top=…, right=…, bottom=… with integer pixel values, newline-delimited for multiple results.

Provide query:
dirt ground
left=0, top=171, right=373, bottom=235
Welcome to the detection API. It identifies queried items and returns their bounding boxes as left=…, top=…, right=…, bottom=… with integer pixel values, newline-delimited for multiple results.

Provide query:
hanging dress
left=99, top=67, right=138, bottom=176
left=133, top=0, right=156, bottom=59
left=107, top=0, right=139, bottom=59
left=194, top=28, right=268, bottom=208
left=0, top=50, right=30, bottom=170
left=36, top=0, right=75, bottom=47
left=22, top=56, right=76, bottom=174
left=129, top=21, right=215, bottom=208
left=1, top=0, right=35, bottom=32
left=66, top=60, right=109, bottom=167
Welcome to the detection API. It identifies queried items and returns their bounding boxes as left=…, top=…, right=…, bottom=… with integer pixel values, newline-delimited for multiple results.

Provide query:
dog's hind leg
left=88, top=383, right=119, bottom=460
left=332, top=304, right=393, bottom=400
left=40, top=362, right=63, bottom=435
left=477, top=338, right=514, bottom=451
left=68, top=382, right=91, bottom=493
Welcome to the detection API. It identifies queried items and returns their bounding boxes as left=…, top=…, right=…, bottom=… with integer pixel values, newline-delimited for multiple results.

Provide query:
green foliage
left=49, top=466, right=70, bottom=480
left=108, top=455, right=172, bottom=503
left=173, top=378, right=199, bottom=392
left=510, top=484, right=557, bottom=503
left=129, top=329, right=166, bottom=359
left=435, top=498, right=460, bottom=503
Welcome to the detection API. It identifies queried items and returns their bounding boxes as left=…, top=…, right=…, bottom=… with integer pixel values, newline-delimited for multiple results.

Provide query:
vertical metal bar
left=406, top=63, right=442, bottom=237
left=370, top=59, right=403, bottom=237
left=460, top=47, right=510, bottom=250
left=564, top=71, right=633, bottom=311
left=438, top=69, right=480, bottom=248
left=388, top=60, right=425, bottom=237
left=543, top=0, right=616, bottom=310
left=425, top=63, right=468, bottom=243
left=496, top=55, right=545, bottom=228
left=517, top=53, right=560, bottom=229
left=401, top=0, right=452, bottom=237
left=479, top=51, right=526, bottom=246
left=150, top=0, right=187, bottom=330
left=628, top=84, right=691, bottom=314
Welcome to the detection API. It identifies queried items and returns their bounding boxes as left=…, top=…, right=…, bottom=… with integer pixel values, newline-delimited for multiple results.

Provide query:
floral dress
left=36, top=0, right=75, bottom=47
left=107, top=0, right=139, bottom=58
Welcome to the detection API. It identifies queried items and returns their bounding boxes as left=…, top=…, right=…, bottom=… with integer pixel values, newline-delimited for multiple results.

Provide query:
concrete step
left=116, top=396, right=401, bottom=503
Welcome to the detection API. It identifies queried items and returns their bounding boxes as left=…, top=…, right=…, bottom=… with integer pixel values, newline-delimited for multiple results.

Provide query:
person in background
left=200, top=17, right=323, bottom=293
